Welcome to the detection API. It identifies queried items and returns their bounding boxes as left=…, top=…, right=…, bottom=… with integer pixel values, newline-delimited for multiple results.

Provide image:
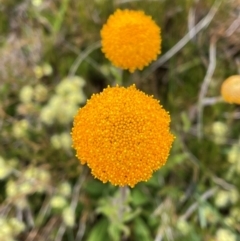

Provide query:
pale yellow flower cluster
left=215, top=229, right=237, bottom=241
left=0, top=217, right=25, bottom=241
left=51, top=132, right=72, bottom=151
left=6, top=167, right=51, bottom=208
left=19, top=84, right=48, bottom=104
left=0, top=156, right=13, bottom=180
left=227, top=141, right=240, bottom=174
left=40, top=76, right=86, bottom=125
left=49, top=181, right=74, bottom=227
left=211, top=121, right=228, bottom=144
left=214, top=189, right=239, bottom=208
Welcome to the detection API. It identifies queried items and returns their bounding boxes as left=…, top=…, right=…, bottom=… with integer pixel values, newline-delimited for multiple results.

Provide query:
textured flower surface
left=71, top=85, right=174, bottom=187
left=221, top=75, right=240, bottom=104
left=101, top=9, right=161, bottom=73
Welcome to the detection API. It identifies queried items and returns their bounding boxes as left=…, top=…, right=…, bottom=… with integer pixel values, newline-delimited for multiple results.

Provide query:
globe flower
left=71, top=85, right=174, bottom=187
left=101, top=9, right=161, bottom=73
left=221, top=75, right=240, bottom=104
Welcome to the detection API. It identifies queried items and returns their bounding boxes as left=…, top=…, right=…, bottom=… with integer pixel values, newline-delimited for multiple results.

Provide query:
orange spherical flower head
left=221, top=75, right=240, bottom=104
left=71, top=85, right=174, bottom=187
left=101, top=9, right=161, bottom=73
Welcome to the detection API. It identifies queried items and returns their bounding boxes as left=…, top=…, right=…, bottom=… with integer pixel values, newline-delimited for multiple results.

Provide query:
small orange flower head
left=221, top=75, right=240, bottom=104
left=101, top=9, right=161, bottom=73
left=71, top=85, right=174, bottom=187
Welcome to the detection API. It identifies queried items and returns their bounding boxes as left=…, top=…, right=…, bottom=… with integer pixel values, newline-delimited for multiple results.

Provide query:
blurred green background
left=0, top=0, right=240, bottom=240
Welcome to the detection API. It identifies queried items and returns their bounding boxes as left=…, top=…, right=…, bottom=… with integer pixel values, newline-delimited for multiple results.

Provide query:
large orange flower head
left=101, top=9, right=161, bottom=73
left=71, top=85, right=174, bottom=187
left=221, top=75, right=240, bottom=104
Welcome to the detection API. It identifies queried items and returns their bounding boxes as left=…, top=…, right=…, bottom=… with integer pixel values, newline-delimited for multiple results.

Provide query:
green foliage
left=0, top=0, right=240, bottom=240
left=86, top=219, right=110, bottom=241
left=133, top=218, right=152, bottom=241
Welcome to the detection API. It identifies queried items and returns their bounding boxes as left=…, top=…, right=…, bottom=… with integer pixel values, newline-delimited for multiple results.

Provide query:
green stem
left=119, top=186, right=128, bottom=222
left=53, top=0, right=70, bottom=35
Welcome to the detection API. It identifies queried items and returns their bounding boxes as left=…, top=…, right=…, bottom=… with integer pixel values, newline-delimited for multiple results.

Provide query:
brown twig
left=180, top=187, right=218, bottom=221
left=54, top=168, right=87, bottom=241
left=144, top=0, right=222, bottom=77
left=197, top=38, right=217, bottom=139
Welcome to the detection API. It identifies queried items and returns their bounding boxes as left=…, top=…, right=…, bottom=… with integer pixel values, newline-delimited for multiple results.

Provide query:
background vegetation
left=0, top=0, right=240, bottom=240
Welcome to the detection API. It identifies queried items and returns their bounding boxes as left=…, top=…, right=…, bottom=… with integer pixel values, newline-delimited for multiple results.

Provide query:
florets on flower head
left=101, top=9, right=161, bottom=73
left=71, top=85, right=174, bottom=187
left=221, top=75, right=240, bottom=104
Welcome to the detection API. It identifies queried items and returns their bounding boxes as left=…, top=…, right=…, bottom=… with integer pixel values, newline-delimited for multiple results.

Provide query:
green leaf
left=198, top=206, right=207, bottom=229
left=52, top=0, right=70, bottom=34
left=133, top=218, right=152, bottom=241
left=83, top=180, right=107, bottom=197
left=96, top=201, right=116, bottom=218
left=86, top=218, right=110, bottom=241
left=108, top=222, right=130, bottom=241
left=131, top=189, right=149, bottom=206
left=146, top=173, right=162, bottom=187
left=181, top=111, right=191, bottom=132
left=108, top=223, right=121, bottom=241
left=123, top=208, right=141, bottom=222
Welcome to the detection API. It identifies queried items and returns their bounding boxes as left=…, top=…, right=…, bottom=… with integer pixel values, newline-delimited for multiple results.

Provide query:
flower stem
left=119, top=186, right=128, bottom=221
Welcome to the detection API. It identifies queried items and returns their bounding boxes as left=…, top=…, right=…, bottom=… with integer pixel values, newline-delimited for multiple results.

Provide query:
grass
left=0, top=0, right=240, bottom=240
